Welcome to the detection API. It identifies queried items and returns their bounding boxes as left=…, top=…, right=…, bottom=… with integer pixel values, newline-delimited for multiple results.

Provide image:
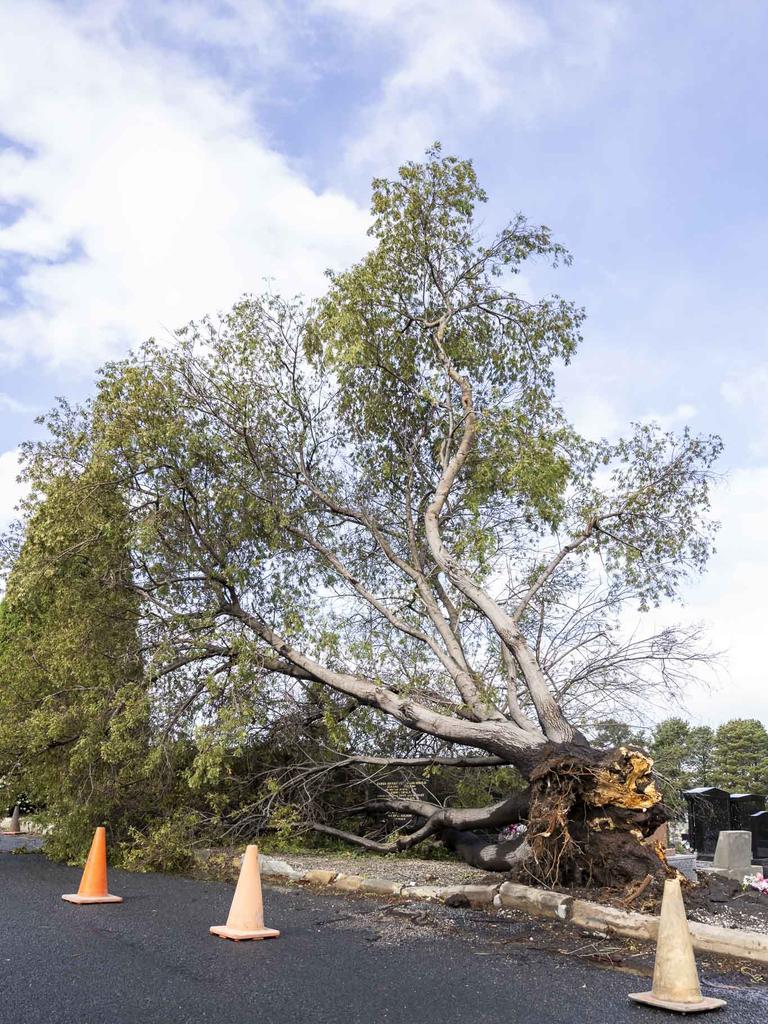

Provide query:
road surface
left=1, top=845, right=766, bottom=1023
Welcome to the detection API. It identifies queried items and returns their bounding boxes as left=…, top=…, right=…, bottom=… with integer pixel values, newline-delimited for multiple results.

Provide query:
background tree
left=6, top=147, right=721, bottom=886
left=686, top=724, right=717, bottom=790
left=0, top=455, right=155, bottom=860
left=590, top=718, right=647, bottom=750
left=648, top=717, right=715, bottom=810
left=712, top=719, right=768, bottom=795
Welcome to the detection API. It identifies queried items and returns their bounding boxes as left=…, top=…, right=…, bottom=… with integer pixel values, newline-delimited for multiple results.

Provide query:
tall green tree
left=712, top=719, right=768, bottom=795
left=649, top=717, right=715, bottom=807
left=686, top=725, right=717, bottom=789
left=0, top=455, right=151, bottom=859
left=8, top=147, right=721, bottom=885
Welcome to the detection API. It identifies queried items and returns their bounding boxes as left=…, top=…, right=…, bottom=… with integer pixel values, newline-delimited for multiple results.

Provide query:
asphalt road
left=1, top=846, right=766, bottom=1024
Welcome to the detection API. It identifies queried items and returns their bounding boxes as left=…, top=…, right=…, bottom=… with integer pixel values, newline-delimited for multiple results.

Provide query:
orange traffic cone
left=629, top=878, right=726, bottom=1013
left=62, top=827, right=123, bottom=905
left=2, top=804, right=21, bottom=835
left=210, top=845, right=279, bottom=941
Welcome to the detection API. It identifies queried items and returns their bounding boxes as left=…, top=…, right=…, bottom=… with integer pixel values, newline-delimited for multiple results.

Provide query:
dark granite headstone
left=750, top=810, right=768, bottom=862
left=730, top=793, right=764, bottom=830
left=683, top=786, right=731, bottom=859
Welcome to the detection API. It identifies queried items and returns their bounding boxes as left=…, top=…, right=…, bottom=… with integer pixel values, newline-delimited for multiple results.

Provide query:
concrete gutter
left=249, top=855, right=768, bottom=965
left=567, top=895, right=768, bottom=965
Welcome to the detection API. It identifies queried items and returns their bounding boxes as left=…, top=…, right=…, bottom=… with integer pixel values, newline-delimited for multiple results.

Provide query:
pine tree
left=648, top=718, right=716, bottom=808
left=712, top=719, right=768, bottom=795
left=0, top=455, right=150, bottom=859
left=650, top=718, right=692, bottom=794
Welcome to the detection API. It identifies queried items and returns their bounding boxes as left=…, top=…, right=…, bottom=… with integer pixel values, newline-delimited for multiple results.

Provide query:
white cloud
left=720, top=364, right=768, bottom=457
left=0, top=393, right=36, bottom=414
left=316, top=0, right=624, bottom=169
left=147, top=0, right=287, bottom=60
left=0, top=1, right=369, bottom=370
left=720, top=365, right=768, bottom=410
left=564, top=392, right=625, bottom=440
left=640, top=402, right=698, bottom=430
left=564, top=396, right=697, bottom=442
left=633, top=466, right=768, bottom=725
left=0, top=448, right=25, bottom=531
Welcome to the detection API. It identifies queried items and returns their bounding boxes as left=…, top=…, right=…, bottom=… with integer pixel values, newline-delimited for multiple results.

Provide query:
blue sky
left=1, top=0, right=767, bottom=724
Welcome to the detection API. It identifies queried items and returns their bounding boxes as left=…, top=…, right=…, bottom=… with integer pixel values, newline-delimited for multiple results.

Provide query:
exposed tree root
left=523, top=746, right=671, bottom=887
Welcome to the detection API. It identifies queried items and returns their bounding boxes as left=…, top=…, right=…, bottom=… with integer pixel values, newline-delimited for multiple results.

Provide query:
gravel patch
left=263, top=851, right=502, bottom=887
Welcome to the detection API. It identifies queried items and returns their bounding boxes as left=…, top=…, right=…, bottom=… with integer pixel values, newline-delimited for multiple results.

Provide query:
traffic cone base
left=628, top=877, right=726, bottom=1015
left=209, top=924, right=280, bottom=941
left=628, top=992, right=725, bottom=1014
left=62, top=893, right=124, bottom=905
left=210, top=844, right=279, bottom=942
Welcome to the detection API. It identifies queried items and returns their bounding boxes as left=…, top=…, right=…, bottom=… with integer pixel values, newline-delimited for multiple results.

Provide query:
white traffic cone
left=629, top=878, right=726, bottom=1014
left=2, top=804, right=21, bottom=835
left=210, top=845, right=280, bottom=941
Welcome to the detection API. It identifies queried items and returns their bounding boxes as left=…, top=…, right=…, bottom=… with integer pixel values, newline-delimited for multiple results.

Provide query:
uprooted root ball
left=523, top=747, right=672, bottom=888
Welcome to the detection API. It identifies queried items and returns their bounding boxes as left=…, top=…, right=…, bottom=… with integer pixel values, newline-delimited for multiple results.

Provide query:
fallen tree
left=12, top=146, right=721, bottom=884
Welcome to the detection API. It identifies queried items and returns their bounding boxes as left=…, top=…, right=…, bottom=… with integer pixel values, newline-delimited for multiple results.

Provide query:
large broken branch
left=220, top=595, right=545, bottom=763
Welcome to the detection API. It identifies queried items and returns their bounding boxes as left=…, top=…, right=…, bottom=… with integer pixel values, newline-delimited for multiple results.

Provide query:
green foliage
left=266, top=803, right=303, bottom=846
left=0, top=456, right=155, bottom=863
left=651, top=718, right=695, bottom=801
left=120, top=810, right=199, bottom=873
left=313, top=145, right=584, bottom=535
left=650, top=715, right=768, bottom=803
left=685, top=725, right=717, bottom=789
left=647, top=716, right=768, bottom=807
left=712, top=719, right=768, bottom=795
left=592, top=424, right=722, bottom=609
left=451, top=765, right=526, bottom=808
left=591, top=718, right=648, bottom=750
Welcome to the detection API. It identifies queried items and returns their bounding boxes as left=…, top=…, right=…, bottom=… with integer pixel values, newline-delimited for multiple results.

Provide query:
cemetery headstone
left=730, top=792, right=764, bottom=830
left=378, top=777, right=428, bottom=828
left=750, top=810, right=768, bottom=864
left=666, top=853, right=697, bottom=881
left=683, top=787, right=731, bottom=859
left=711, top=829, right=761, bottom=881
left=645, top=822, right=670, bottom=849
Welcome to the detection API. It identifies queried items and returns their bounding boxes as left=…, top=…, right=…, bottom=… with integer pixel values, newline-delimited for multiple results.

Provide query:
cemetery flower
left=499, top=823, right=528, bottom=842
left=745, top=874, right=768, bottom=895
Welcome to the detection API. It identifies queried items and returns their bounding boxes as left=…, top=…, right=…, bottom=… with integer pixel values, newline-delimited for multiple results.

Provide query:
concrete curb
left=497, top=881, right=573, bottom=920
left=213, top=854, right=768, bottom=964
left=497, top=884, right=768, bottom=966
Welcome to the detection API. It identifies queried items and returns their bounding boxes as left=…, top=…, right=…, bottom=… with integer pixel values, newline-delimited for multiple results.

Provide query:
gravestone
left=711, top=830, right=761, bottom=881
left=750, top=810, right=768, bottom=863
left=666, top=853, right=697, bottom=882
left=730, top=793, right=764, bottom=830
left=645, top=821, right=670, bottom=849
left=683, top=786, right=731, bottom=859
